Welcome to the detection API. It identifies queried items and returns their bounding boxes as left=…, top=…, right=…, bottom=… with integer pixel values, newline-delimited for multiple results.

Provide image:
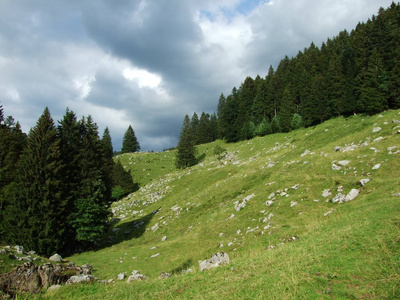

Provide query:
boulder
left=360, top=179, right=370, bottom=186
left=322, top=189, right=332, bottom=198
left=127, top=270, right=147, bottom=283
left=198, top=252, right=230, bottom=272
left=338, top=160, right=350, bottom=166
left=66, top=275, right=97, bottom=284
left=345, top=189, right=360, bottom=202
left=332, top=193, right=346, bottom=204
left=117, top=273, right=125, bottom=280
left=332, top=164, right=341, bottom=171
left=372, top=127, right=382, bottom=133
left=49, top=254, right=62, bottom=263
left=372, top=163, right=381, bottom=170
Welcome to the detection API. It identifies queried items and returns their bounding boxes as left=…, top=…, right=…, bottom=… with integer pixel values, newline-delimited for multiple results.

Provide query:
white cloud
left=123, top=67, right=161, bottom=89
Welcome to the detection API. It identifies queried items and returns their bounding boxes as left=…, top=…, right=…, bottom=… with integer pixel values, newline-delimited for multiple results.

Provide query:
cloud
left=0, top=0, right=394, bottom=151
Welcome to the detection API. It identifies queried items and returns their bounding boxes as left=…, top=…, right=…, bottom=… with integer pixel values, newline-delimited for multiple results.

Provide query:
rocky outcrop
left=198, top=252, right=230, bottom=271
left=0, top=262, right=94, bottom=297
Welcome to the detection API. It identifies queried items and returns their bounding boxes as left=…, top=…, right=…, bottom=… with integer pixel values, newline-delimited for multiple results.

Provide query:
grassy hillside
left=19, top=111, right=400, bottom=298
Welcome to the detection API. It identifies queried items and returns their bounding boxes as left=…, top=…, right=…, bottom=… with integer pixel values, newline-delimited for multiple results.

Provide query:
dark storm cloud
left=0, top=0, right=395, bottom=151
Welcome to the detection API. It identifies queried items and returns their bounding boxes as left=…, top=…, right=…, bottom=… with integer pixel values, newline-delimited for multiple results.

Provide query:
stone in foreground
left=198, top=252, right=230, bottom=271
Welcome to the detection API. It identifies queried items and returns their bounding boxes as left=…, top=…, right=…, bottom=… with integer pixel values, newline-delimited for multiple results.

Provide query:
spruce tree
left=112, top=160, right=137, bottom=199
left=121, top=125, right=140, bottom=153
left=4, top=108, right=68, bottom=256
left=176, top=115, right=197, bottom=169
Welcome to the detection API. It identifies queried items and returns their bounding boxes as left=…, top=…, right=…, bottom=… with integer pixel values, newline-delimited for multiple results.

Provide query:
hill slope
left=42, top=111, right=400, bottom=299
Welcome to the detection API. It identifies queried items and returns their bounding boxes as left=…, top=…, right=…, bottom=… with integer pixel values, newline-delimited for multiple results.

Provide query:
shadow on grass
left=94, top=209, right=159, bottom=250
left=169, top=259, right=193, bottom=275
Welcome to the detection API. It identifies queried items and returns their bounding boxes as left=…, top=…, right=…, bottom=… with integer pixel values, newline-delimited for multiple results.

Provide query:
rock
left=198, top=252, right=230, bottom=272
left=228, top=242, right=233, bottom=247
left=234, top=194, right=255, bottom=211
left=49, top=254, right=62, bottom=263
left=151, top=253, right=160, bottom=258
left=338, top=160, right=350, bottom=166
left=334, top=146, right=342, bottom=152
left=360, top=179, right=370, bottom=186
left=324, top=210, right=332, bottom=217
left=372, top=163, right=381, bottom=170
left=392, top=119, right=400, bottom=124
left=332, top=193, right=346, bottom=204
left=290, top=201, right=298, bottom=207
left=337, top=186, right=344, bottom=192
left=47, top=285, right=62, bottom=291
left=268, top=192, right=275, bottom=199
left=372, top=127, right=382, bottom=133
left=14, top=246, right=23, bottom=255
left=161, top=236, right=167, bottom=242
left=67, top=275, right=97, bottom=284
left=127, top=270, right=147, bottom=283
left=160, top=272, right=171, bottom=279
left=171, top=205, right=181, bottom=212
left=117, top=273, right=125, bottom=280
left=387, top=146, right=398, bottom=151
left=373, top=137, right=384, bottom=142
left=151, top=223, right=159, bottom=232
left=265, top=200, right=273, bottom=207
left=322, top=189, right=332, bottom=198
left=301, top=149, right=311, bottom=157
left=345, top=189, right=360, bottom=202
left=332, top=164, right=341, bottom=171
left=226, top=214, right=235, bottom=221
left=393, top=193, right=400, bottom=197
left=181, top=269, right=192, bottom=274
left=291, top=184, right=300, bottom=190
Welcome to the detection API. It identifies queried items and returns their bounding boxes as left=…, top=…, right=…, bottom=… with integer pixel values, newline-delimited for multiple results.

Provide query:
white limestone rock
left=198, top=252, right=230, bottom=272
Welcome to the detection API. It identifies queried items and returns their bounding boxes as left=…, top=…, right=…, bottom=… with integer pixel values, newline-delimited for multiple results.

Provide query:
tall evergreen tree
left=196, top=112, right=213, bottom=145
left=121, top=125, right=140, bottom=153
left=176, top=115, right=197, bottom=169
left=3, top=108, right=68, bottom=256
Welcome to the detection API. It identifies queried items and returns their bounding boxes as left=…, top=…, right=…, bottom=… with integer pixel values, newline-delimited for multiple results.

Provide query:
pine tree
left=176, top=115, right=197, bottom=169
left=196, top=112, right=213, bottom=145
left=121, top=125, right=140, bottom=153
left=112, top=160, right=137, bottom=199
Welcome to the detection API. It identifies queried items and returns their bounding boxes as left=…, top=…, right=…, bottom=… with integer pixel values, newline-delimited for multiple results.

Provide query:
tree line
left=0, top=106, right=137, bottom=256
left=176, top=2, right=400, bottom=167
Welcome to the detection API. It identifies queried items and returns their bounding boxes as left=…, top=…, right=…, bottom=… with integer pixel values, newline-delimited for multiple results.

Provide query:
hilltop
left=2, top=110, right=400, bottom=299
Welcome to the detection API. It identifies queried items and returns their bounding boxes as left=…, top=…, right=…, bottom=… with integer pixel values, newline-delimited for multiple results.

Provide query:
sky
left=0, top=0, right=394, bottom=152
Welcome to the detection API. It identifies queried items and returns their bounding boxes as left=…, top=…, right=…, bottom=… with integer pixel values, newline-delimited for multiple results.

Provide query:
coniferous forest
left=178, top=3, right=400, bottom=150
left=0, top=107, right=137, bottom=256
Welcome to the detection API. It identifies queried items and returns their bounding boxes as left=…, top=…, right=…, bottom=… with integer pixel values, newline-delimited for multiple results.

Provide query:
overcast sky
left=0, top=0, right=393, bottom=151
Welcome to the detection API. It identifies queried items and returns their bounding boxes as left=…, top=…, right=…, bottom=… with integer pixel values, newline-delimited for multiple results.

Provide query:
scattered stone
left=338, top=160, right=350, bottom=166
left=161, top=236, right=167, bottom=242
left=360, top=179, right=370, bottom=186
left=373, top=137, right=384, bottom=142
left=127, top=270, right=147, bottom=283
left=387, top=146, right=398, bottom=151
left=268, top=192, right=275, bottom=199
left=227, top=242, right=233, bottom=247
left=171, top=205, right=181, bottom=212
left=67, top=275, right=97, bottom=285
left=219, top=233, right=223, bottom=237
left=49, top=254, right=62, bottom=263
left=331, top=193, right=346, bottom=204
left=234, top=194, right=255, bottom=211
left=322, top=189, right=332, bottom=198
left=151, top=223, right=159, bottom=232
left=393, top=193, right=400, bottom=197
left=301, top=149, right=311, bottom=157
left=236, top=229, right=241, bottom=235
left=181, top=269, right=193, bottom=274
left=345, top=189, right=360, bottom=202
left=198, top=252, right=230, bottom=272
left=392, top=119, right=400, bottom=124
left=265, top=200, right=273, bottom=207
left=160, top=272, right=171, bottom=279
left=332, top=164, right=341, bottom=171
left=47, top=285, right=62, bottom=291
left=291, top=184, right=300, bottom=190
left=150, top=246, right=157, bottom=250
left=117, top=273, right=125, bottom=280
left=226, top=214, right=235, bottom=221
left=372, top=127, right=382, bottom=133
left=107, top=279, right=114, bottom=283
left=337, top=186, right=344, bottom=192
left=334, top=146, right=342, bottom=152
left=324, top=210, right=332, bottom=217
left=14, top=246, right=23, bottom=255
left=290, top=201, right=298, bottom=207
left=151, top=253, right=160, bottom=258
left=372, top=163, right=381, bottom=170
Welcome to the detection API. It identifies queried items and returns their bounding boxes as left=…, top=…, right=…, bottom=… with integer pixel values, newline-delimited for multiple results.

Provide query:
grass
left=3, top=110, right=400, bottom=299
